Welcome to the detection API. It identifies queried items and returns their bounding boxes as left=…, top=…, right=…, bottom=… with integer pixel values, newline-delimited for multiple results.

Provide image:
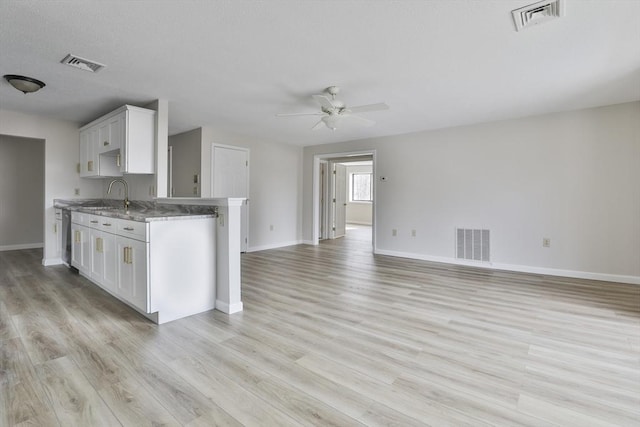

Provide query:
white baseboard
left=0, top=243, right=43, bottom=252
left=247, top=240, right=303, bottom=252
left=215, top=300, right=243, bottom=314
left=42, top=257, right=63, bottom=266
left=302, top=240, right=317, bottom=245
left=347, top=221, right=372, bottom=226
left=374, top=248, right=640, bottom=285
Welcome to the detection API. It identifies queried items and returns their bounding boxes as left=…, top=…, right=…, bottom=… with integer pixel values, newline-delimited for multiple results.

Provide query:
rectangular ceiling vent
left=61, top=54, right=106, bottom=73
left=512, top=0, right=564, bottom=32
left=456, top=228, right=490, bottom=262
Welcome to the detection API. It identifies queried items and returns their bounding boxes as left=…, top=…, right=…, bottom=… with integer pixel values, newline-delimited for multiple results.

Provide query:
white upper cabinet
left=79, top=105, right=156, bottom=178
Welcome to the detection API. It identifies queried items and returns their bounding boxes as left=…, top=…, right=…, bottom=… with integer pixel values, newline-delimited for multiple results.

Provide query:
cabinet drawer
left=72, top=212, right=89, bottom=225
left=98, top=217, right=118, bottom=233
left=87, top=215, right=101, bottom=228
left=55, top=209, right=62, bottom=220
left=117, top=220, right=148, bottom=242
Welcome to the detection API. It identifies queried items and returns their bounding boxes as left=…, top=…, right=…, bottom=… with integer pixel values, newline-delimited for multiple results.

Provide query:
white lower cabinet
left=116, top=236, right=148, bottom=312
left=102, top=232, right=118, bottom=292
left=71, top=221, right=92, bottom=275
left=55, top=209, right=63, bottom=259
left=90, top=228, right=118, bottom=293
left=71, top=211, right=216, bottom=324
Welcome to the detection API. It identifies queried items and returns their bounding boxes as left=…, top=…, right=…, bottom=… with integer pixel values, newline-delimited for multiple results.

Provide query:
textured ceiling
left=1, top=0, right=639, bottom=146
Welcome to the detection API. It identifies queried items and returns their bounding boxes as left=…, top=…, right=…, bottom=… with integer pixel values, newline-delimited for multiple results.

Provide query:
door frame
left=211, top=143, right=250, bottom=252
left=319, top=160, right=330, bottom=239
left=331, top=162, right=347, bottom=239
left=312, top=150, right=376, bottom=248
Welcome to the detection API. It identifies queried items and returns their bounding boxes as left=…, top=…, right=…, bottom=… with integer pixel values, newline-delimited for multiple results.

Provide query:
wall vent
left=456, top=228, right=490, bottom=262
left=512, top=0, right=564, bottom=32
left=61, top=54, right=106, bottom=73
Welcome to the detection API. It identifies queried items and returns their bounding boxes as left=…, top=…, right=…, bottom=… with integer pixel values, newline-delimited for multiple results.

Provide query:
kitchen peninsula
left=54, top=197, right=243, bottom=324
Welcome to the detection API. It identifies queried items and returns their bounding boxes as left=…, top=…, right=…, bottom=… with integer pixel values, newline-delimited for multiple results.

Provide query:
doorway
left=211, top=143, right=250, bottom=252
left=313, top=151, right=375, bottom=249
left=0, top=134, right=45, bottom=251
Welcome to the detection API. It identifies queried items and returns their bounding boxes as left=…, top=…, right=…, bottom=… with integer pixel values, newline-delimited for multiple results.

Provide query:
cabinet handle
left=116, top=153, right=121, bottom=167
left=103, top=223, right=111, bottom=227
left=54, top=224, right=57, bottom=233
left=103, top=141, right=109, bottom=146
left=74, top=230, right=81, bottom=243
left=90, top=220, right=99, bottom=224
left=123, top=227, right=134, bottom=231
left=96, top=237, right=103, bottom=253
left=124, top=246, right=133, bottom=264
left=88, top=160, right=94, bottom=172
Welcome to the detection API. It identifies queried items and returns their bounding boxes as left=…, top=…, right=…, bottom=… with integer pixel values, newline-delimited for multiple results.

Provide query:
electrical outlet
left=411, top=229, right=416, bottom=237
left=149, top=185, right=155, bottom=196
left=74, top=188, right=80, bottom=195
left=543, top=238, right=551, bottom=248
left=392, top=229, right=397, bottom=237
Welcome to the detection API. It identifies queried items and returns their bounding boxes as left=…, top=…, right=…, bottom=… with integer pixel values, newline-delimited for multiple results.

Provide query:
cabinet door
left=80, top=127, right=99, bottom=177
left=108, top=113, right=123, bottom=152
left=71, top=224, right=91, bottom=273
left=80, top=225, right=92, bottom=274
left=120, top=108, right=155, bottom=174
left=101, top=232, right=117, bottom=292
left=98, top=121, right=110, bottom=153
left=117, top=237, right=149, bottom=312
left=79, top=129, right=92, bottom=177
left=71, top=225, right=83, bottom=268
left=55, top=219, right=62, bottom=258
left=90, top=229, right=104, bottom=283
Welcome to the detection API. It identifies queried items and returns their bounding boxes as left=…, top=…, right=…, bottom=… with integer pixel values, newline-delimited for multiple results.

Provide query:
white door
left=212, top=144, right=249, bottom=252
left=333, top=164, right=347, bottom=238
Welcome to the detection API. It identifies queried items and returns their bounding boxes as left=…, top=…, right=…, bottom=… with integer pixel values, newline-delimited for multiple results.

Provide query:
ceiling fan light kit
left=277, top=86, right=389, bottom=131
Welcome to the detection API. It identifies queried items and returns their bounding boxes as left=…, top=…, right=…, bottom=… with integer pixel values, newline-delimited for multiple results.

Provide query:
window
left=351, top=173, right=372, bottom=202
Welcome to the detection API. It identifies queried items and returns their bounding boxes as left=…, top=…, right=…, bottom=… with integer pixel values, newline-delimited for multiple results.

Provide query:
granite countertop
left=54, top=199, right=218, bottom=222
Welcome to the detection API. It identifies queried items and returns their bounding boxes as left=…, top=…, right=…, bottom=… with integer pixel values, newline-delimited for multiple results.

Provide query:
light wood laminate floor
left=1, top=234, right=639, bottom=426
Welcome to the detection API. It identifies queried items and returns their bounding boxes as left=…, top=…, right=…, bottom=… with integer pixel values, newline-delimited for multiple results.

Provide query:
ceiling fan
left=276, top=86, right=389, bottom=131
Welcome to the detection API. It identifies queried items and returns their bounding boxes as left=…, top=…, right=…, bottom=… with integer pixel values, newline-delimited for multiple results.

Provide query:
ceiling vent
left=512, top=0, right=565, bottom=32
left=60, top=54, right=106, bottom=73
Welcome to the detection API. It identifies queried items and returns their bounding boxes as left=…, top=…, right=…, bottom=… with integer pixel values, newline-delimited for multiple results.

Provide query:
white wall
left=0, top=135, right=45, bottom=249
left=0, top=109, right=103, bottom=263
left=345, top=164, right=373, bottom=225
left=303, top=102, right=640, bottom=283
left=200, top=126, right=303, bottom=251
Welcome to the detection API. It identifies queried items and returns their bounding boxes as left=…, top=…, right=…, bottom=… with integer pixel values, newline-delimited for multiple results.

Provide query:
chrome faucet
left=107, top=178, right=130, bottom=210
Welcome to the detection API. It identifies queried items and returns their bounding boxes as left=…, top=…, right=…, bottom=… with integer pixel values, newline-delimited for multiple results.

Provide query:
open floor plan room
left=2, top=234, right=638, bottom=426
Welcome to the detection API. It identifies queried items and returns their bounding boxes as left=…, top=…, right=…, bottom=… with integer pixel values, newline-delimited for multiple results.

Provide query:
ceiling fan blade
left=346, top=102, right=389, bottom=114
left=311, top=120, right=325, bottom=131
left=312, top=94, right=335, bottom=111
left=342, top=114, right=375, bottom=127
left=276, top=112, right=325, bottom=117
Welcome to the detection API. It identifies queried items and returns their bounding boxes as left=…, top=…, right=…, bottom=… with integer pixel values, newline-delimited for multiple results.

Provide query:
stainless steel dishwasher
left=61, top=208, right=73, bottom=268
